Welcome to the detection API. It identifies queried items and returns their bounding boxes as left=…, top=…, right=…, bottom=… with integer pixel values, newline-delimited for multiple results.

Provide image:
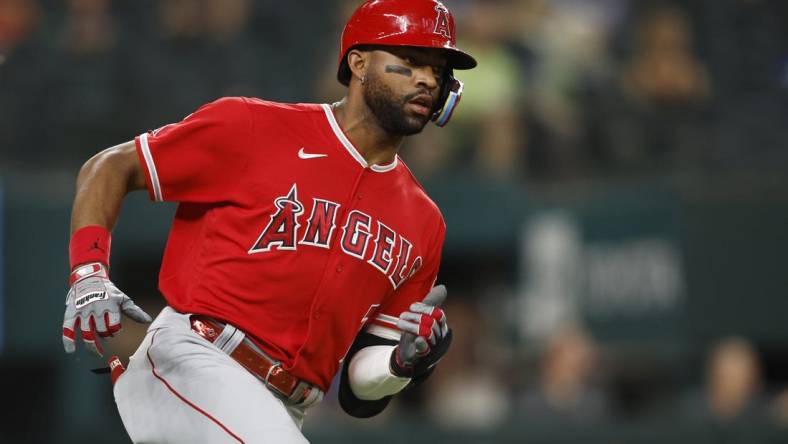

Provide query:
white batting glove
left=390, top=285, right=452, bottom=377
left=62, top=262, right=152, bottom=357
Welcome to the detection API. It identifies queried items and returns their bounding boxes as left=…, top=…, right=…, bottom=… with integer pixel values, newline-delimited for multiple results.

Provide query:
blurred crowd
left=2, top=0, right=788, bottom=438
left=2, top=0, right=787, bottom=179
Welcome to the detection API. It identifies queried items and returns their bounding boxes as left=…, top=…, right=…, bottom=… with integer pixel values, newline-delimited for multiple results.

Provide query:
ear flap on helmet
left=431, top=73, right=464, bottom=127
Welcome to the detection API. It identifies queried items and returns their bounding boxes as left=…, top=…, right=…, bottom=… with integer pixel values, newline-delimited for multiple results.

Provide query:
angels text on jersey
left=248, top=184, right=423, bottom=289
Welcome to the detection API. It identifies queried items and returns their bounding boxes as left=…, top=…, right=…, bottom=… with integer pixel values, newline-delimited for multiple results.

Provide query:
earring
left=360, top=76, right=366, bottom=85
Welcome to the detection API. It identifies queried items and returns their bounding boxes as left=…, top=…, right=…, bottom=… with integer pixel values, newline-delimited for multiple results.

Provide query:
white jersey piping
left=139, top=133, right=163, bottom=202
left=321, top=104, right=398, bottom=173
left=365, top=324, right=401, bottom=341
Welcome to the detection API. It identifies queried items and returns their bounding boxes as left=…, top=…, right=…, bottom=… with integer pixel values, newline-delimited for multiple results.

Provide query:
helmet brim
left=445, top=48, right=477, bottom=70
left=337, top=44, right=477, bottom=86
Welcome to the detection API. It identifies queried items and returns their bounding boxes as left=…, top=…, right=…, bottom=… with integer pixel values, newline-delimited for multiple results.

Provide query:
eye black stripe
left=385, top=65, right=413, bottom=77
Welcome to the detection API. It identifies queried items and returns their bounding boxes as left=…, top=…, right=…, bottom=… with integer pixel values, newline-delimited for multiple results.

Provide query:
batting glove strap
left=389, top=346, right=415, bottom=378
left=69, top=262, right=109, bottom=286
left=390, top=327, right=453, bottom=380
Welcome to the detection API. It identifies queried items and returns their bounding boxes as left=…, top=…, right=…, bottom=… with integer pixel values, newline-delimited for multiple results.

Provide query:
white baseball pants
left=113, top=306, right=310, bottom=444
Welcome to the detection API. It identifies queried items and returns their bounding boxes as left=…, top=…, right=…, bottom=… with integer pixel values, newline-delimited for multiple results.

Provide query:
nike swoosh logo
left=298, top=148, right=328, bottom=159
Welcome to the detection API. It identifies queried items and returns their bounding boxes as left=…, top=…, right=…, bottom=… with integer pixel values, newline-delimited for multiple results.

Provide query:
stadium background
left=2, top=0, right=788, bottom=442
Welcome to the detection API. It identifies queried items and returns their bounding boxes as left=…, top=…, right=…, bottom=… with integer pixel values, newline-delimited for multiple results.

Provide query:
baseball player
left=62, top=1, right=476, bottom=442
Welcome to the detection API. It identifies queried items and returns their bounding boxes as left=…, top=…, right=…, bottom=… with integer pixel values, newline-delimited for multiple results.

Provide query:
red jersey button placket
left=307, top=167, right=366, bottom=323
left=334, top=169, right=365, bottom=275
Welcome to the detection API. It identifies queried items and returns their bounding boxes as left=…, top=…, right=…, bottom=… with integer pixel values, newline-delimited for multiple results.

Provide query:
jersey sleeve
left=365, top=222, right=446, bottom=340
left=134, top=97, right=253, bottom=203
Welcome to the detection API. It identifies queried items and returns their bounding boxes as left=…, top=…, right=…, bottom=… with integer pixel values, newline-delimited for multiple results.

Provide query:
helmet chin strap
left=430, top=74, right=464, bottom=128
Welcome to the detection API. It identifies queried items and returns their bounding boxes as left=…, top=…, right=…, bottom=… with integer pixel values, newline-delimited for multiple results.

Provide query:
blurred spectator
left=203, top=0, right=268, bottom=98
left=0, top=0, right=39, bottom=52
left=508, top=0, right=624, bottom=179
left=312, top=0, right=363, bottom=103
left=518, top=326, right=609, bottom=423
left=205, top=0, right=251, bottom=43
left=125, top=0, right=220, bottom=128
left=251, top=1, right=337, bottom=102
left=59, top=0, right=116, bottom=55
left=591, top=3, right=711, bottom=173
left=620, top=4, right=710, bottom=108
left=436, top=0, right=522, bottom=180
left=0, top=0, right=51, bottom=169
left=770, top=387, right=788, bottom=428
left=681, top=336, right=767, bottom=423
left=424, top=299, right=510, bottom=429
left=693, top=0, right=788, bottom=170
left=45, top=0, right=129, bottom=165
left=158, top=0, right=204, bottom=40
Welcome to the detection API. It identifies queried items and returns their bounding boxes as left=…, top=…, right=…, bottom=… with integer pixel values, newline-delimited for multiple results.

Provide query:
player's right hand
left=62, top=262, right=152, bottom=357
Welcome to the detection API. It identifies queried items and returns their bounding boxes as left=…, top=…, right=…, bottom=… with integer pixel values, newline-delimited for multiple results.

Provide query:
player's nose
left=412, top=66, right=439, bottom=91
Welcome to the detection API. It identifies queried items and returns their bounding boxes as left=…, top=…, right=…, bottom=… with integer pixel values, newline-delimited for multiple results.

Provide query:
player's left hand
left=390, top=285, right=453, bottom=377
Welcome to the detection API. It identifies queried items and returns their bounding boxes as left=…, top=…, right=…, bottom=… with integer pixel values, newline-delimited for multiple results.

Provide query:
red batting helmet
left=337, top=0, right=477, bottom=126
left=337, top=0, right=477, bottom=85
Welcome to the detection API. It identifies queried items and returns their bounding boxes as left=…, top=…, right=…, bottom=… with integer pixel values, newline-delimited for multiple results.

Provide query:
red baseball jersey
left=134, top=97, right=445, bottom=390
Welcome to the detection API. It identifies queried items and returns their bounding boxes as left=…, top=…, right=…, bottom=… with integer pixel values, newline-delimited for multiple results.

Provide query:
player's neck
left=331, top=99, right=403, bottom=167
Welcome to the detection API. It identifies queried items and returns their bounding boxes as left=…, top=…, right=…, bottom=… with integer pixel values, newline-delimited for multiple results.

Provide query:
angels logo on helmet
left=433, top=4, right=451, bottom=38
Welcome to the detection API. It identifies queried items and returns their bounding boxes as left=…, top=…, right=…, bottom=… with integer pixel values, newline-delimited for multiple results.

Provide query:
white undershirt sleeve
left=348, top=345, right=411, bottom=400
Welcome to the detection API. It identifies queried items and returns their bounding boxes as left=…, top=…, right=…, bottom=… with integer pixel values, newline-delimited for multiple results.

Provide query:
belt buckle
left=191, top=318, right=218, bottom=340
left=264, top=363, right=290, bottom=398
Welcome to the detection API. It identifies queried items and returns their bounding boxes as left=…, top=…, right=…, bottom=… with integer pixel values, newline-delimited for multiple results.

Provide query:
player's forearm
left=348, top=345, right=411, bottom=399
left=71, top=141, right=146, bottom=234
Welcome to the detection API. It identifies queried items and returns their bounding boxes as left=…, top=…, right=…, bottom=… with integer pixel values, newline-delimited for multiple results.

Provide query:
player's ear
left=347, top=48, right=370, bottom=85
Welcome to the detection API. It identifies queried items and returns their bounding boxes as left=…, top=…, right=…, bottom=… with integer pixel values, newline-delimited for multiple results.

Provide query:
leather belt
left=189, top=315, right=323, bottom=407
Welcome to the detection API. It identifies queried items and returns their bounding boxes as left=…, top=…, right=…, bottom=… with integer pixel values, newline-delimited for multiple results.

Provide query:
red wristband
left=69, top=225, right=111, bottom=270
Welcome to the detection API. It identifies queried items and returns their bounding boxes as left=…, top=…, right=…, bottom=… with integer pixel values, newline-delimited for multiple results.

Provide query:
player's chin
left=401, top=117, right=429, bottom=135
left=403, top=109, right=430, bottom=131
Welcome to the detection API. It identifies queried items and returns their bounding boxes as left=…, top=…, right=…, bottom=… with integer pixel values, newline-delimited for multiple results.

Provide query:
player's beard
left=362, top=70, right=430, bottom=136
